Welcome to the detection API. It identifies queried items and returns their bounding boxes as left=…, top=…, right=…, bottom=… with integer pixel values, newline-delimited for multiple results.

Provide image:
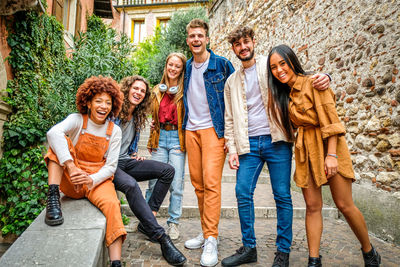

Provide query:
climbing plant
left=0, top=10, right=71, bottom=236
left=0, top=12, right=135, bottom=236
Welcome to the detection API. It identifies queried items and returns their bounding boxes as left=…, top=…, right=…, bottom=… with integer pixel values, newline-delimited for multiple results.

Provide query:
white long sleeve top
left=46, top=113, right=122, bottom=188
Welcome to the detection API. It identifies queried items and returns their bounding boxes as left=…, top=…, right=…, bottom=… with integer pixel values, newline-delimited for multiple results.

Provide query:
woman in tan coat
left=146, top=52, right=187, bottom=240
left=267, top=45, right=381, bottom=267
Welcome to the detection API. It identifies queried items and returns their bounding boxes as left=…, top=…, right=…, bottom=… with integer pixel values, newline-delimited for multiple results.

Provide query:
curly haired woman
left=45, top=76, right=126, bottom=267
left=113, top=75, right=186, bottom=266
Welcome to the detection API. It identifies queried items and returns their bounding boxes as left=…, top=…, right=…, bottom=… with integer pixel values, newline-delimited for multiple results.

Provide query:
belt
left=160, top=122, right=178, bottom=131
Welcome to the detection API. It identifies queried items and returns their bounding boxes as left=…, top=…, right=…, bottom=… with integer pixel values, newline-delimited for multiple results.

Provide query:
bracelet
left=327, top=153, right=338, bottom=158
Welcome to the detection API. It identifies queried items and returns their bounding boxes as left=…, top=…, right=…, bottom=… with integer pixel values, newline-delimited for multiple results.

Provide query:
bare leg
left=302, top=177, right=323, bottom=258
left=329, top=174, right=372, bottom=252
left=108, top=236, right=122, bottom=261
left=48, top=160, right=63, bottom=185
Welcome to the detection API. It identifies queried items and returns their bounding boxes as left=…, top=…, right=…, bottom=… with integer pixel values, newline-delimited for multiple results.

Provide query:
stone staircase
left=120, top=126, right=338, bottom=219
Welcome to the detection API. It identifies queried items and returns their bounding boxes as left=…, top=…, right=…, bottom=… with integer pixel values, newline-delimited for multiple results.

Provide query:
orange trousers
left=45, top=139, right=127, bottom=247
left=185, top=128, right=226, bottom=238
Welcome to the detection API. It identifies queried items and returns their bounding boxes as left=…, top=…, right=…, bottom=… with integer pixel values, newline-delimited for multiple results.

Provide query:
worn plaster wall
left=208, top=0, right=400, bottom=243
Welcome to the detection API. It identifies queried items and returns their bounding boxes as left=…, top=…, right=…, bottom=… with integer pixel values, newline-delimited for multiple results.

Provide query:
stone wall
left=208, top=0, right=400, bottom=243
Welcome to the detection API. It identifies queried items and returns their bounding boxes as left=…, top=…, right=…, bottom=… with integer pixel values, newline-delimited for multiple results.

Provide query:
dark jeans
left=113, top=158, right=175, bottom=240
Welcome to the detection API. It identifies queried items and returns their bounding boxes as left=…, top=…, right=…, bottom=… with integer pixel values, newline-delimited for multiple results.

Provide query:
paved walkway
left=119, top=127, right=400, bottom=266
left=122, top=216, right=400, bottom=266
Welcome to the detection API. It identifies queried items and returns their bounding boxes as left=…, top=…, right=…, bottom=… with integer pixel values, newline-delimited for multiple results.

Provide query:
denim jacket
left=113, top=118, right=140, bottom=155
left=183, top=49, right=235, bottom=138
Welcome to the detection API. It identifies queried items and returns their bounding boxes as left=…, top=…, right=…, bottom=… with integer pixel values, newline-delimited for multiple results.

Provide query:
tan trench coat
left=289, top=75, right=355, bottom=188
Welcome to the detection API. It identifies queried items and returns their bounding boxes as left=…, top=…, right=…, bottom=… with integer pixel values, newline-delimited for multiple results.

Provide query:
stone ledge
left=0, top=196, right=108, bottom=267
left=122, top=204, right=339, bottom=219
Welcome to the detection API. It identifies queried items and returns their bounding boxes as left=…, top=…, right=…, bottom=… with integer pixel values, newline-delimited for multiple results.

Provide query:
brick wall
left=208, top=0, right=400, bottom=194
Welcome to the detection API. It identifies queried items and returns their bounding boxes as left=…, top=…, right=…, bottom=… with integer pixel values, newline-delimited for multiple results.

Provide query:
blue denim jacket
left=114, top=118, right=140, bottom=155
left=183, top=49, right=235, bottom=138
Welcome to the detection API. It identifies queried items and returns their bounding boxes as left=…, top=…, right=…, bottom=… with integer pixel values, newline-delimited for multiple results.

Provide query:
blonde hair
left=186, top=19, right=209, bottom=36
left=159, top=52, right=187, bottom=103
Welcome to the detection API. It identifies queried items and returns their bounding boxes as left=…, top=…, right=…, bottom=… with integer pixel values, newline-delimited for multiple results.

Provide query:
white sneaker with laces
left=167, top=223, right=180, bottom=240
left=184, top=233, right=204, bottom=249
left=200, top=236, right=218, bottom=267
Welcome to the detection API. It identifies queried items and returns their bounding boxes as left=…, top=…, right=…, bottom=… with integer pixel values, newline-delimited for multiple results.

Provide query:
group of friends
left=43, top=19, right=382, bottom=267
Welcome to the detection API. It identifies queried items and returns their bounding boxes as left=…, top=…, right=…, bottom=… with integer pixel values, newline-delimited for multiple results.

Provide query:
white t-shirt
left=46, top=113, right=121, bottom=188
left=244, top=64, right=270, bottom=136
left=186, top=58, right=213, bottom=131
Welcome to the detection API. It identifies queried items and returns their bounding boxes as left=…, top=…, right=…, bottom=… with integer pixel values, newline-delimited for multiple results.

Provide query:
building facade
left=113, top=0, right=208, bottom=44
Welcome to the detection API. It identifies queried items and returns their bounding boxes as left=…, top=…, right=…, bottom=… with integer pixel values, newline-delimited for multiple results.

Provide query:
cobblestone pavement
left=122, top=217, right=400, bottom=267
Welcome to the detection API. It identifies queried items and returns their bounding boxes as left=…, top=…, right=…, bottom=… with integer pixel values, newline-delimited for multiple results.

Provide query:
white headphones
left=159, top=84, right=178, bottom=95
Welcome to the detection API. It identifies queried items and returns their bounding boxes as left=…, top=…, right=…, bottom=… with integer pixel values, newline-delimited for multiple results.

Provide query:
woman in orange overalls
left=44, top=76, right=126, bottom=267
left=266, top=45, right=381, bottom=267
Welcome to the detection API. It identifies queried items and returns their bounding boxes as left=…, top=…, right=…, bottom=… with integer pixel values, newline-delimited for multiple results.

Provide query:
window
left=157, top=18, right=170, bottom=31
left=132, top=20, right=145, bottom=44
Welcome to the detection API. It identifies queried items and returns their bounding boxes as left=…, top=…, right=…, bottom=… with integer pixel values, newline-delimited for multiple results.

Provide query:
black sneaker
left=137, top=222, right=158, bottom=243
left=362, top=245, right=381, bottom=267
left=272, top=251, right=289, bottom=267
left=221, top=246, right=257, bottom=266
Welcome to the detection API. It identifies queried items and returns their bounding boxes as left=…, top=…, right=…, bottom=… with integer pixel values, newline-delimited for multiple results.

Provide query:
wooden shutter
left=75, top=0, right=82, bottom=36
left=52, top=0, right=64, bottom=23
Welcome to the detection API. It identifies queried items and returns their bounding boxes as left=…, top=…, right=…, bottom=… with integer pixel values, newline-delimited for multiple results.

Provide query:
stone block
left=0, top=196, right=107, bottom=267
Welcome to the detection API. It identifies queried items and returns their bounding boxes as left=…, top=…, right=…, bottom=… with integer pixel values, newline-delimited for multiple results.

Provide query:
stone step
left=119, top=181, right=338, bottom=219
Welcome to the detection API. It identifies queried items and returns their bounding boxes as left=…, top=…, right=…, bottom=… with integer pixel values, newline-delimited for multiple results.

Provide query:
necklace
left=193, top=52, right=209, bottom=69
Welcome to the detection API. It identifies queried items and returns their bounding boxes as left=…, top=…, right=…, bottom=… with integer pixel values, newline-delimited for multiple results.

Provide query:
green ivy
left=0, top=12, right=135, bottom=236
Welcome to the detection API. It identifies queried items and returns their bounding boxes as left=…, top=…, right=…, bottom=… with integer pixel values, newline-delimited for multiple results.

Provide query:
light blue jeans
left=146, top=129, right=186, bottom=225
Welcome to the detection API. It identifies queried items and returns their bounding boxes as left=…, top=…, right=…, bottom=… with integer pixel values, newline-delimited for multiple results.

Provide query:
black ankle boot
left=272, top=251, right=289, bottom=267
left=221, top=246, right=257, bottom=266
left=362, top=245, right=381, bottom=266
left=110, top=260, right=121, bottom=267
left=158, top=234, right=186, bottom=266
left=45, top=184, right=63, bottom=226
left=308, top=255, right=322, bottom=267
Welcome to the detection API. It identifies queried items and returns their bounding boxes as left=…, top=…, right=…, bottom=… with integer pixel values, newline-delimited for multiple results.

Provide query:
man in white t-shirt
left=182, top=19, right=235, bottom=267
left=222, top=26, right=331, bottom=267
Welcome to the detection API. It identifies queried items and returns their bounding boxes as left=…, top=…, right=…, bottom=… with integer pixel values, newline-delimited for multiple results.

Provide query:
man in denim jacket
left=182, top=19, right=234, bottom=267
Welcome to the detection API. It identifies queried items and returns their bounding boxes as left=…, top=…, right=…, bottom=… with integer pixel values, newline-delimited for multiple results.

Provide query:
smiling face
left=186, top=27, right=209, bottom=57
left=87, top=92, right=112, bottom=124
left=269, top=52, right=297, bottom=87
left=232, top=36, right=255, bottom=62
left=128, top=80, right=147, bottom=108
left=166, top=56, right=184, bottom=84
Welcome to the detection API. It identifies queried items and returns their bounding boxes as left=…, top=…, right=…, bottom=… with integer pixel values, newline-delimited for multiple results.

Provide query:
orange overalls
left=45, top=114, right=127, bottom=246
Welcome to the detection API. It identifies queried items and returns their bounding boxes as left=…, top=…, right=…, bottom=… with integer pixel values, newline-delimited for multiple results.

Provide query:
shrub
left=0, top=13, right=135, bottom=236
left=133, top=6, right=208, bottom=85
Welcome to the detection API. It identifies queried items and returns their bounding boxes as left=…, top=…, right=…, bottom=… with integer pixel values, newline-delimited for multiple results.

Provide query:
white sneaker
left=167, top=223, right=180, bottom=240
left=184, top=233, right=204, bottom=249
left=200, top=236, right=218, bottom=267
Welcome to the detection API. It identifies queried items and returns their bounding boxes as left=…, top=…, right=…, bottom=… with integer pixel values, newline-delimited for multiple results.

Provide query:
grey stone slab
left=29, top=196, right=106, bottom=231
left=0, top=229, right=105, bottom=267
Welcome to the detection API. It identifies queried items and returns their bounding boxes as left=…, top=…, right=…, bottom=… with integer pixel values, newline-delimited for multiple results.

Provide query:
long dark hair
left=266, top=44, right=306, bottom=141
left=119, top=75, right=151, bottom=130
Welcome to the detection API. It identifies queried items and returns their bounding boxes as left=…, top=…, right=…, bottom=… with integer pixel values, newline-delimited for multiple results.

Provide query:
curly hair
left=227, top=26, right=255, bottom=44
left=119, top=75, right=151, bottom=130
left=75, top=75, right=124, bottom=118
